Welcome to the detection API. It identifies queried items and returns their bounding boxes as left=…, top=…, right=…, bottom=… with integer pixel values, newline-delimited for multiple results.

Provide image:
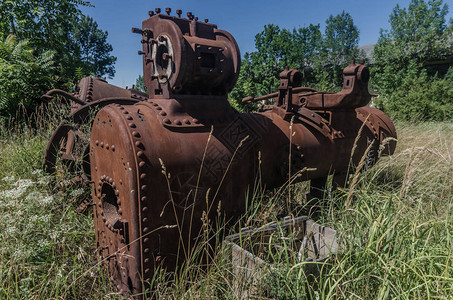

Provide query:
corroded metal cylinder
left=89, top=9, right=397, bottom=297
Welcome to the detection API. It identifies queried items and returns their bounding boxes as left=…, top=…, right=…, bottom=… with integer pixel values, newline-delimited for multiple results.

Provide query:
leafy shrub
left=374, top=63, right=453, bottom=121
left=0, top=35, right=55, bottom=119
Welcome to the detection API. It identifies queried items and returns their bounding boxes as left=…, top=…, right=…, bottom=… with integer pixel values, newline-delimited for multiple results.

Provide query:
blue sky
left=82, top=0, right=453, bottom=88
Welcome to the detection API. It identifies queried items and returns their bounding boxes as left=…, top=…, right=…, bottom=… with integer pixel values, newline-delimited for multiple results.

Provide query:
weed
left=0, top=104, right=452, bottom=299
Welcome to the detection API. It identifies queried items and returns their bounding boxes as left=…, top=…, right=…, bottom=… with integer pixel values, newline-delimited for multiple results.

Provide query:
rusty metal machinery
left=43, top=76, right=148, bottom=183
left=84, top=8, right=397, bottom=297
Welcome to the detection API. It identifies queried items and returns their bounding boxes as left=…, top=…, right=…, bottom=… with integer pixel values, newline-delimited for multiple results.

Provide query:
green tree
left=373, top=0, right=453, bottom=120
left=0, top=35, right=55, bottom=119
left=248, top=24, right=294, bottom=95
left=0, top=0, right=116, bottom=85
left=72, top=15, right=117, bottom=79
left=229, top=23, right=323, bottom=107
left=315, top=11, right=360, bottom=90
left=291, top=24, right=323, bottom=81
left=134, top=75, right=147, bottom=93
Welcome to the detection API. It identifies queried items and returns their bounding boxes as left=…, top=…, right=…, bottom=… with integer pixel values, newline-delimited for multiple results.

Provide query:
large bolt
left=176, top=9, right=182, bottom=17
left=155, top=8, right=161, bottom=14
left=165, top=8, right=171, bottom=15
left=131, top=27, right=143, bottom=34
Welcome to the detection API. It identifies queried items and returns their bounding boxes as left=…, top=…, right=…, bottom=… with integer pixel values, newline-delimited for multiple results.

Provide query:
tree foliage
left=72, top=15, right=117, bottom=79
left=0, top=0, right=117, bottom=120
left=0, top=0, right=115, bottom=83
left=0, top=35, right=55, bottom=119
left=134, top=75, right=147, bottom=93
left=319, top=11, right=360, bottom=89
left=373, top=0, right=453, bottom=121
left=229, top=12, right=360, bottom=109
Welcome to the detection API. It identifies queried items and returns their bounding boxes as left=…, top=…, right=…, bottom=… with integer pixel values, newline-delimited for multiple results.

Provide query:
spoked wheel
left=43, top=123, right=91, bottom=187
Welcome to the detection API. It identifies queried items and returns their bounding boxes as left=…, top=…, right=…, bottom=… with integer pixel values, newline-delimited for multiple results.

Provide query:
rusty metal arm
left=242, top=87, right=319, bottom=104
left=41, top=89, right=87, bottom=106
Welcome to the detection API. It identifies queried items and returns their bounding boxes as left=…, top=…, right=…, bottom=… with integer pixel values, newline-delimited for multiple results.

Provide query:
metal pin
left=131, top=27, right=143, bottom=34
left=176, top=9, right=182, bottom=18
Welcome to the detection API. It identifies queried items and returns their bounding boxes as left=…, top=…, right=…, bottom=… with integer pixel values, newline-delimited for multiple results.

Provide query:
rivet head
left=183, top=119, right=190, bottom=125
left=143, top=227, right=149, bottom=233
left=142, top=207, right=148, bottom=212
left=109, top=178, right=113, bottom=184
left=115, top=189, right=119, bottom=196
left=156, top=107, right=162, bottom=111
left=135, top=141, right=144, bottom=149
left=105, top=144, right=109, bottom=150
left=95, top=140, right=99, bottom=146
left=139, top=161, right=146, bottom=167
left=159, top=111, right=167, bottom=116
left=132, top=131, right=141, bottom=137
left=175, top=119, right=182, bottom=125
left=100, top=142, right=104, bottom=147
left=144, top=248, right=150, bottom=253
left=117, top=199, right=121, bottom=205
left=129, top=123, right=136, bottom=128
left=141, top=185, right=148, bottom=191
left=140, top=173, right=147, bottom=180
left=126, top=116, right=133, bottom=120
left=144, top=238, right=149, bottom=243
left=118, top=208, right=122, bottom=214
left=111, top=145, right=115, bottom=151
left=193, top=118, right=200, bottom=124
left=144, top=268, right=150, bottom=273
left=144, top=258, right=150, bottom=263
left=137, top=151, right=145, bottom=158
left=163, top=118, right=171, bottom=124
left=143, top=217, right=148, bottom=222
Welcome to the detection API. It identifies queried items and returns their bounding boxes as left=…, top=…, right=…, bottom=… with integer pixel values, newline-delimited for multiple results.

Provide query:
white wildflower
left=37, top=175, right=53, bottom=185
left=40, top=195, right=54, bottom=205
left=2, top=175, right=15, bottom=183
left=70, top=188, right=85, bottom=198
left=0, top=179, right=34, bottom=199
left=31, top=169, right=42, bottom=176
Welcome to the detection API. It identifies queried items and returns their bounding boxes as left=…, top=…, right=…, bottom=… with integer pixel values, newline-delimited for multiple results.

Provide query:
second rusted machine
left=87, top=9, right=396, bottom=297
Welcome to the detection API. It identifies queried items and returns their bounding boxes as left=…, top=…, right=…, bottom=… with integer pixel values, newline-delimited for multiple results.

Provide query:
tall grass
left=0, top=103, right=452, bottom=299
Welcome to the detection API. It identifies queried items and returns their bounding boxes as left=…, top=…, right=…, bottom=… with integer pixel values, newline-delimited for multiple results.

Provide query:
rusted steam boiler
left=43, top=76, right=148, bottom=182
left=88, top=8, right=396, bottom=296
